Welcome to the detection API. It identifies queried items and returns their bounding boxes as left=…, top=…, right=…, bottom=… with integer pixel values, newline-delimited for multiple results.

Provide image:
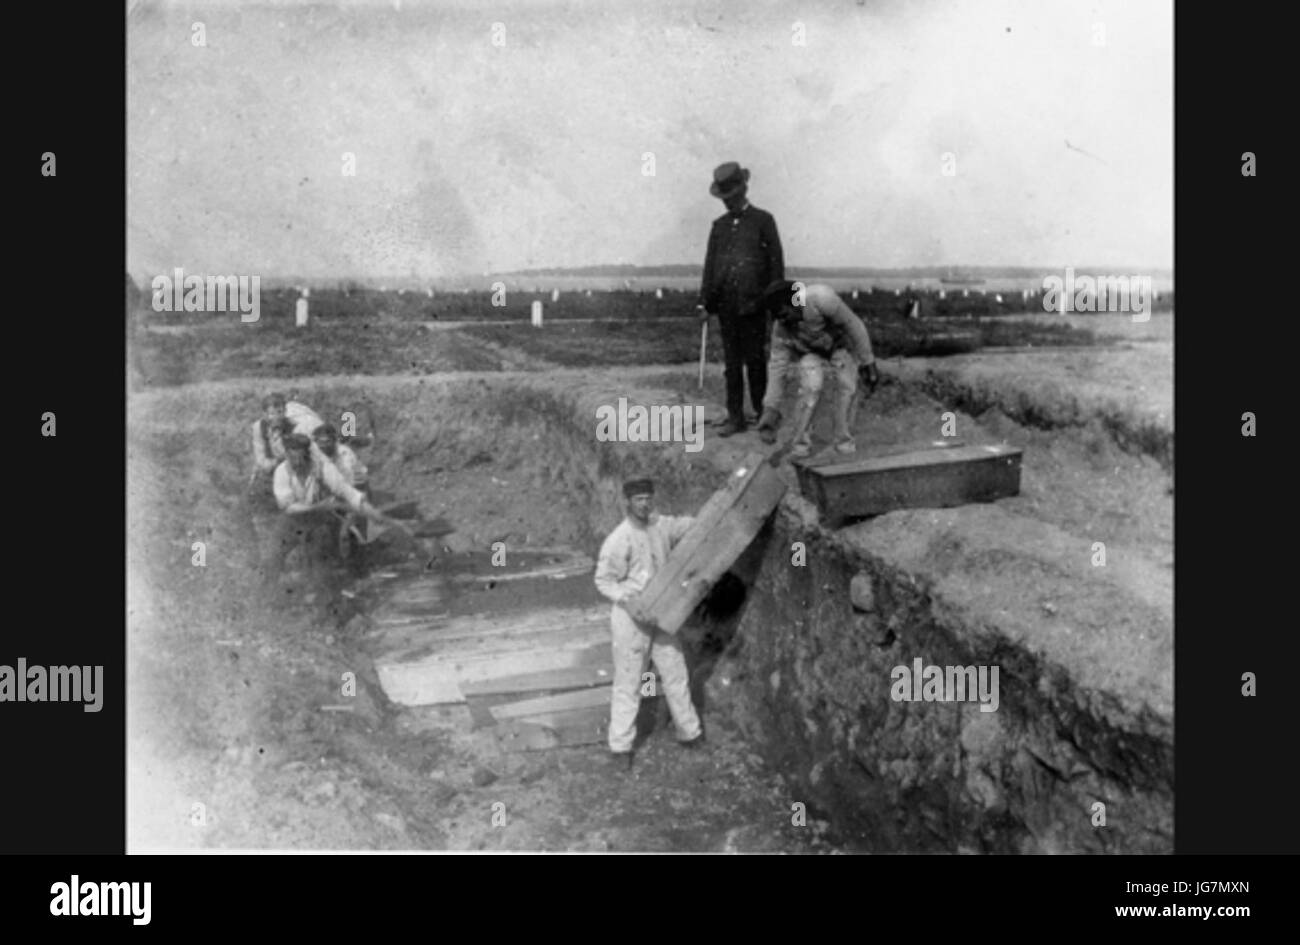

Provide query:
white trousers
left=608, top=604, right=702, bottom=753
left=762, top=347, right=858, bottom=449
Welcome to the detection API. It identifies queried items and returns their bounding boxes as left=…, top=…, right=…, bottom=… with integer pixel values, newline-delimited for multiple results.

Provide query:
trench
left=330, top=370, right=1171, bottom=853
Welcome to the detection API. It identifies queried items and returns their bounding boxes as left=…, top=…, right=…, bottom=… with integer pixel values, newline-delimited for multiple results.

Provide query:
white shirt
left=285, top=400, right=324, bottom=436
left=273, top=454, right=365, bottom=513
left=251, top=401, right=325, bottom=473
left=594, top=513, right=695, bottom=604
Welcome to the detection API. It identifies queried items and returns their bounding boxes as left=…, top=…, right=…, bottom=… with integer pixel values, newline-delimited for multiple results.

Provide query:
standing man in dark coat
left=696, top=162, right=785, bottom=437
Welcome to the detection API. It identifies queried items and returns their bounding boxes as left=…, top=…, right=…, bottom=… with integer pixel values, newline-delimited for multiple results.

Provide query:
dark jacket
left=699, top=205, right=784, bottom=319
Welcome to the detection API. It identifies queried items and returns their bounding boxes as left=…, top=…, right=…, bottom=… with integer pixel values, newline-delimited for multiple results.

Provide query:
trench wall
left=138, top=372, right=1171, bottom=853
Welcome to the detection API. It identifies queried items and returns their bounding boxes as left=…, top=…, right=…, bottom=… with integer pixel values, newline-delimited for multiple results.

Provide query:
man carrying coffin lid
left=594, top=478, right=705, bottom=771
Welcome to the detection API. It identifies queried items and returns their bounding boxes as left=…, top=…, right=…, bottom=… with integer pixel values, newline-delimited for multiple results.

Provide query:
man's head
left=622, top=478, right=655, bottom=524
left=283, top=432, right=314, bottom=474
left=262, top=392, right=287, bottom=425
left=764, top=279, right=802, bottom=325
left=710, top=162, right=750, bottom=212
left=312, top=422, right=338, bottom=458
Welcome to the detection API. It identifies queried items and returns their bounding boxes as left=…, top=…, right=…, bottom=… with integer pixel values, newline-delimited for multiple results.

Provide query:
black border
left=4, top=0, right=126, bottom=855
left=1, top=0, right=1294, bottom=927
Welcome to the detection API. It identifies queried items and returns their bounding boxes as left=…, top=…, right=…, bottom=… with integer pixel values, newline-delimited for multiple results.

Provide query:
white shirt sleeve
left=594, top=527, right=631, bottom=603
left=338, top=445, right=368, bottom=484
left=320, top=457, right=365, bottom=512
left=272, top=462, right=296, bottom=510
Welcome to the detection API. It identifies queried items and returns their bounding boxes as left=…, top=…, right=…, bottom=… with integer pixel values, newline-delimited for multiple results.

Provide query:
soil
left=127, top=311, right=1172, bottom=852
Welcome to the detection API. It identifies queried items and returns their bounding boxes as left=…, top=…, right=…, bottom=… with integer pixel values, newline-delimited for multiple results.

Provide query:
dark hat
left=622, top=478, right=655, bottom=498
left=262, top=392, right=287, bottom=409
left=312, top=422, right=338, bottom=439
left=763, top=279, right=800, bottom=314
left=283, top=432, right=313, bottom=451
left=709, top=162, right=750, bottom=198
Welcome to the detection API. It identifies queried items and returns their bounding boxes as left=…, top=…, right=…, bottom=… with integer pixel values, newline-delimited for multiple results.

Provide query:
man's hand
left=619, top=589, right=647, bottom=621
left=858, top=362, right=880, bottom=394
left=695, top=304, right=711, bottom=323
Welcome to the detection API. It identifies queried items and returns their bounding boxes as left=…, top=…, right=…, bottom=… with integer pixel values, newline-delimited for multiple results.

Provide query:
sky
left=127, top=0, right=1173, bottom=281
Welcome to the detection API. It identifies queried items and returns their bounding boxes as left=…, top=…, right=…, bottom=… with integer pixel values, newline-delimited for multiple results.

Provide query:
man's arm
left=762, top=212, right=785, bottom=285
left=252, top=421, right=277, bottom=472
left=272, top=463, right=301, bottom=511
left=594, top=529, right=633, bottom=603
left=341, top=446, right=368, bottom=486
left=698, top=223, right=720, bottom=313
left=665, top=514, right=696, bottom=546
left=320, top=457, right=366, bottom=512
left=818, top=287, right=875, bottom=364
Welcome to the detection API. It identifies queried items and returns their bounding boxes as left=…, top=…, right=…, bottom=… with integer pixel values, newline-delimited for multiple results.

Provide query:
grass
left=131, top=319, right=506, bottom=387
left=130, top=300, right=1107, bottom=388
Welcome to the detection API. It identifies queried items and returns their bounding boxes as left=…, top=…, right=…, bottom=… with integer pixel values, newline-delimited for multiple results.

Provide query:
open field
left=127, top=301, right=1172, bottom=852
left=132, top=311, right=1120, bottom=387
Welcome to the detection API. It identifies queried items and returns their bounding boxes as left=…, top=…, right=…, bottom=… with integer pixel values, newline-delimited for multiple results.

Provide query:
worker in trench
left=248, top=392, right=326, bottom=512
left=594, top=478, right=705, bottom=771
left=263, top=433, right=401, bottom=586
left=755, top=279, right=881, bottom=457
left=311, top=421, right=371, bottom=550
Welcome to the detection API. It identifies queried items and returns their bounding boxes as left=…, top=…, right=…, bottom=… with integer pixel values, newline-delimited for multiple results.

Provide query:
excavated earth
left=128, top=334, right=1172, bottom=853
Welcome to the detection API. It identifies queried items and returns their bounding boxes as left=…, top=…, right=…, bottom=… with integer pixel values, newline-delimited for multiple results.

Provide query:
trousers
left=762, top=346, right=858, bottom=449
left=608, top=604, right=702, bottom=753
left=718, top=314, right=769, bottom=423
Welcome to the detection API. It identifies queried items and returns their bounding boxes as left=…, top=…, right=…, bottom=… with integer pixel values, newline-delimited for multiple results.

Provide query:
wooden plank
left=375, top=640, right=608, bottom=706
left=459, top=663, right=614, bottom=698
left=626, top=454, right=787, bottom=635
left=796, top=443, right=1022, bottom=520
left=797, top=439, right=967, bottom=470
left=489, top=685, right=612, bottom=721
left=494, top=708, right=608, bottom=752
left=381, top=621, right=607, bottom=668
left=373, top=606, right=608, bottom=664
left=643, top=455, right=764, bottom=576
left=512, top=704, right=609, bottom=731
left=373, top=600, right=602, bottom=632
left=452, top=555, right=594, bottom=585
left=374, top=604, right=605, bottom=639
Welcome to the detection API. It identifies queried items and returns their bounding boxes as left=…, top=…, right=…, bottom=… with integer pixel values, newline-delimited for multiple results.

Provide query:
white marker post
left=295, top=292, right=309, bottom=327
left=551, top=289, right=560, bottom=303
left=531, top=300, right=543, bottom=328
